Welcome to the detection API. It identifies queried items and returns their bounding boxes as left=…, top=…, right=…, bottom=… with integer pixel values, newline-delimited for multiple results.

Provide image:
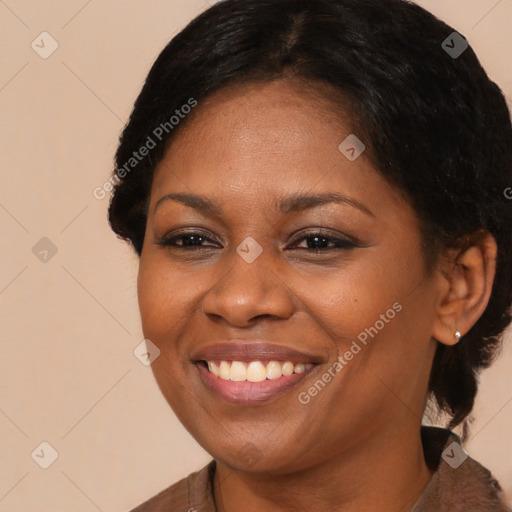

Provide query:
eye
left=154, top=229, right=359, bottom=252
left=287, top=231, right=358, bottom=251
left=154, top=230, right=220, bottom=249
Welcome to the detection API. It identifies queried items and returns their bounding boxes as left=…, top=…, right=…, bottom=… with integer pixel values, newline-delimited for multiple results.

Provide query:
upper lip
left=191, top=341, right=323, bottom=364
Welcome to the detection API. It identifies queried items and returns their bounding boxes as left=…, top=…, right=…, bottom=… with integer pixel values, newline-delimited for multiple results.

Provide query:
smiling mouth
left=196, top=359, right=318, bottom=404
left=192, top=341, right=322, bottom=404
left=203, top=360, right=314, bottom=382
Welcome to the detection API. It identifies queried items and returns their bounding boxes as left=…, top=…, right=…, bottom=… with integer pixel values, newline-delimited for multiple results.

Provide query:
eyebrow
left=153, top=191, right=375, bottom=217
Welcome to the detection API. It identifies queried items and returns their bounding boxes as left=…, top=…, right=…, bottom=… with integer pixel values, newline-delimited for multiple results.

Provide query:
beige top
left=130, top=427, right=510, bottom=512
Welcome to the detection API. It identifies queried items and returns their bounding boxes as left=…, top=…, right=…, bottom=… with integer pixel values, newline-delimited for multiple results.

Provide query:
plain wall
left=1, top=0, right=511, bottom=510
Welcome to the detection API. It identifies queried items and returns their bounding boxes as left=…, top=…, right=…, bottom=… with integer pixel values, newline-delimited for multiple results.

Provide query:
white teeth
left=266, top=360, right=282, bottom=380
left=281, top=361, right=294, bottom=376
left=219, top=361, right=231, bottom=380
left=208, top=361, right=220, bottom=377
left=207, top=360, right=313, bottom=380
left=294, top=363, right=306, bottom=374
left=230, top=361, right=247, bottom=381
left=247, top=361, right=267, bottom=382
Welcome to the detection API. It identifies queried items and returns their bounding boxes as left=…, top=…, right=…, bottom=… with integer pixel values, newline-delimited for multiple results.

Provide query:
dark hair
left=108, top=0, right=512, bottom=432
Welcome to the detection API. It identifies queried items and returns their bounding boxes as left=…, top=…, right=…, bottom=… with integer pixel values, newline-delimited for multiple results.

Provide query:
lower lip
left=196, top=363, right=317, bottom=405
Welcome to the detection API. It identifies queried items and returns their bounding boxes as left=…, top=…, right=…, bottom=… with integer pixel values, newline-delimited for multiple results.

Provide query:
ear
left=431, top=232, right=497, bottom=346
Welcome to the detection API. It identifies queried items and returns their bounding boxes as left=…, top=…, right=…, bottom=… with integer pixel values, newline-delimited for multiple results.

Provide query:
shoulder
left=129, top=460, right=216, bottom=512
left=412, top=426, right=511, bottom=512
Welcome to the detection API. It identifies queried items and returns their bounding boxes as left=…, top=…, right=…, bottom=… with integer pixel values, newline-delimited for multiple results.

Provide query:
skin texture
left=137, top=79, right=497, bottom=512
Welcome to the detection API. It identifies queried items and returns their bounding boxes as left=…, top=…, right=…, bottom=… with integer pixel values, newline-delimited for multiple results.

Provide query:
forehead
left=149, top=78, right=408, bottom=219
left=153, top=80, right=356, bottom=184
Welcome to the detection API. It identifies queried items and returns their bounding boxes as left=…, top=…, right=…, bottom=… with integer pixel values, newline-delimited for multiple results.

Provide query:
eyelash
left=154, top=229, right=358, bottom=252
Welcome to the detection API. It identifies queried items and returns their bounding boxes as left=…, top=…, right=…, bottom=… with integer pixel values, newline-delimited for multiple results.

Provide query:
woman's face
left=138, top=79, right=441, bottom=473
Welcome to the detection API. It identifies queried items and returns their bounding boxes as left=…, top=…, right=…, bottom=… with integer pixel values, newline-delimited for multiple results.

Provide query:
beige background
left=0, top=1, right=511, bottom=510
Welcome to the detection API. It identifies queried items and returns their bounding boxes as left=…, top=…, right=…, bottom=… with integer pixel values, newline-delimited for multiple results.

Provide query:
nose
left=200, top=249, right=295, bottom=327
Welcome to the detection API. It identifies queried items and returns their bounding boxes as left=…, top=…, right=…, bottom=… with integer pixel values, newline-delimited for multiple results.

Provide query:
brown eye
left=155, top=231, right=220, bottom=249
left=288, top=232, right=357, bottom=251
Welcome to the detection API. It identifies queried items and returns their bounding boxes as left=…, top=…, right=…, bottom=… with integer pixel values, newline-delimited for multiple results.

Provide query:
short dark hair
left=108, top=0, right=512, bottom=432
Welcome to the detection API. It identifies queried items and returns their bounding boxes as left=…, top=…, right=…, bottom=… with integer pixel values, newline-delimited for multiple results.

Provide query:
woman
left=108, top=0, right=512, bottom=510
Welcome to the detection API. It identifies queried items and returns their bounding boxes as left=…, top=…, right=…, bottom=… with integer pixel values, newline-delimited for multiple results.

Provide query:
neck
left=213, top=424, right=434, bottom=512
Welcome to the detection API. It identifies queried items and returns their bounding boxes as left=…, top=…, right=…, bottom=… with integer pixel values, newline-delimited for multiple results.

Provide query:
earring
left=454, top=330, right=461, bottom=342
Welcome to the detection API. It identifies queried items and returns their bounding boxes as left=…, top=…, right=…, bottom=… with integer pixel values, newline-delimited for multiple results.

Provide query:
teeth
left=206, top=360, right=314, bottom=381
left=266, top=360, right=282, bottom=380
left=282, top=361, right=294, bottom=376
left=219, top=361, right=231, bottom=380
left=294, top=363, right=306, bottom=374
left=247, top=361, right=267, bottom=382
left=208, top=361, right=220, bottom=377
left=230, top=361, right=247, bottom=381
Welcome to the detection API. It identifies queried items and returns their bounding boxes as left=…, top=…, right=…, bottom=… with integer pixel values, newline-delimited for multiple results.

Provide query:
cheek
left=137, top=259, right=197, bottom=407
left=298, top=259, right=406, bottom=347
left=137, top=257, right=188, bottom=343
left=301, top=250, right=431, bottom=389
left=322, top=284, right=436, bottom=426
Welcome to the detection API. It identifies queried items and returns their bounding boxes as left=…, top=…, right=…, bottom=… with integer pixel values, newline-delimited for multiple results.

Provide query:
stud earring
left=454, top=330, right=461, bottom=342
